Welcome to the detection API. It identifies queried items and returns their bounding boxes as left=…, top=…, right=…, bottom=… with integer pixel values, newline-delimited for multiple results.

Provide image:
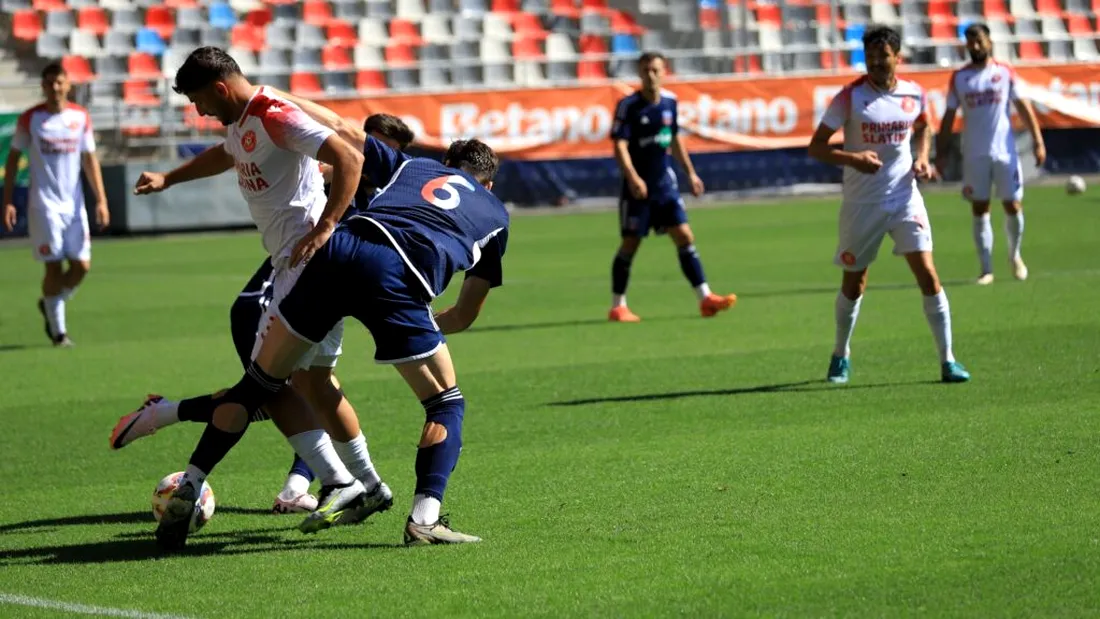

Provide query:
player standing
left=936, top=23, right=1046, bottom=285
left=2, top=62, right=109, bottom=347
left=607, top=51, right=736, bottom=322
left=808, top=26, right=971, bottom=384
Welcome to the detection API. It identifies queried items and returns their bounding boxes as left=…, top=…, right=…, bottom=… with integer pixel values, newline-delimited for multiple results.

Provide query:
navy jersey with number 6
left=610, top=90, right=681, bottom=202
left=347, top=136, right=510, bottom=298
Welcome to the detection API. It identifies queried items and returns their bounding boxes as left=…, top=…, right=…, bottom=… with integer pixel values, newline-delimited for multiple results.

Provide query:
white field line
left=0, top=593, right=196, bottom=619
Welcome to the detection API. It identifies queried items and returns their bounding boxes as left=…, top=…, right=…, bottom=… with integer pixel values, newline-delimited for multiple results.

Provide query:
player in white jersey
left=2, top=63, right=109, bottom=347
left=124, top=48, right=391, bottom=549
left=809, top=26, right=970, bottom=384
left=936, top=23, right=1046, bottom=285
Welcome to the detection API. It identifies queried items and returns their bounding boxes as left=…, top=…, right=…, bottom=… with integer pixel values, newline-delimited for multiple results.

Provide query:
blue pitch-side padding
left=958, top=21, right=973, bottom=40
left=845, top=23, right=865, bottom=67
left=135, top=28, right=166, bottom=55
left=611, top=34, right=639, bottom=55
left=208, top=2, right=237, bottom=29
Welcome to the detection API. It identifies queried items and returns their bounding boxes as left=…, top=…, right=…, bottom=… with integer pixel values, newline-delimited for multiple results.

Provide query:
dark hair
left=637, top=51, right=667, bottom=68
left=964, top=22, right=991, bottom=39
left=41, top=62, right=66, bottom=81
left=365, top=114, right=415, bottom=150
left=173, top=47, right=242, bottom=95
left=862, top=25, right=902, bottom=53
left=443, top=139, right=499, bottom=184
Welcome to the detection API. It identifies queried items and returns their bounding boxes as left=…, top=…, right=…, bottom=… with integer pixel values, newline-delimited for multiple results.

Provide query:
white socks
left=43, top=294, right=65, bottom=337
left=693, top=282, right=712, bottom=301
left=333, top=432, right=381, bottom=491
left=611, top=294, right=627, bottom=308
left=973, top=213, right=994, bottom=275
left=411, top=494, right=441, bottom=525
left=287, top=429, right=354, bottom=486
left=279, top=473, right=311, bottom=500
left=1005, top=211, right=1024, bottom=261
left=58, top=286, right=76, bottom=302
left=181, top=463, right=207, bottom=491
left=833, top=293, right=862, bottom=358
left=922, top=290, right=955, bottom=364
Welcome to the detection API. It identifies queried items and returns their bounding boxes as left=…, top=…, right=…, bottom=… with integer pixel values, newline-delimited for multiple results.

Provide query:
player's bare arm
left=2, top=146, right=21, bottom=231
left=133, top=143, right=234, bottom=195
left=81, top=151, right=110, bottom=230
left=434, top=276, right=493, bottom=334
left=670, top=134, right=704, bottom=197
left=808, top=123, right=882, bottom=175
left=270, top=88, right=366, bottom=152
left=912, top=118, right=934, bottom=180
left=1014, top=98, right=1046, bottom=166
left=935, top=106, right=958, bottom=174
left=289, top=134, right=364, bottom=267
left=614, top=139, right=647, bottom=199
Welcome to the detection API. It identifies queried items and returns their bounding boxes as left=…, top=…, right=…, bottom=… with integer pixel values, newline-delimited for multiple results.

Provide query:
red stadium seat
left=551, top=0, right=580, bottom=17
left=32, top=0, right=66, bottom=12
left=302, top=0, right=333, bottom=26
left=511, top=13, right=548, bottom=38
left=734, top=54, right=761, bottom=74
left=145, top=6, right=175, bottom=40
left=385, top=42, right=417, bottom=66
left=577, top=58, right=606, bottom=80
left=756, top=4, right=782, bottom=26
left=356, top=69, right=387, bottom=92
left=123, top=80, right=160, bottom=106
left=183, top=104, right=223, bottom=131
left=327, top=20, right=357, bottom=46
left=61, top=55, right=94, bottom=82
left=129, top=52, right=162, bottom=78
left=1034, top=0, right=1062, bottom=14
left=290, top=72, right=324, bottom=96
left=982, top=0, right=1009, bottom=19
left=77, top=6, right=109, bottom=35
left=512, top=37, right=544, bottom=59
left=322, top=45, right=353, bottom=69
left=699, top=6, right=720, bottom=29
left=926, top=0, right=956, bottom=22
left=579, top=33, right=607, bottom=54
left=492, top=0, right=521, bottom=13
left=608, top=10, right=643, bottom=34
left=389, top=19, right=422, bottom=45
left=581, top=0, right=606, bottom=10
left=930, top=20, right=956, bottom=39
left=245, top=7, right=273, bottom=27
left=12, top=10, right=41, bottom=41
left=1066, top=13, right=1093, bottom=34
left=820, top=49, right=848, bottom=70
left=231, top=24, right=266, bottom=51
left=1018, top=40, right=1044, bottom=59
left=165, top=0, right=198, bottom=8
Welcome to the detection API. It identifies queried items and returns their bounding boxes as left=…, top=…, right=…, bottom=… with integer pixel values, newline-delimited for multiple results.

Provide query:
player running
left=607, top=51, right=736, bottom=322
left=2, top=62, right=109, bottom=347
left=936, top=22, right=1046, bottom=285
left=808, top=26, right=971, bottom=384
left=133, top=136, right=507, bottom=549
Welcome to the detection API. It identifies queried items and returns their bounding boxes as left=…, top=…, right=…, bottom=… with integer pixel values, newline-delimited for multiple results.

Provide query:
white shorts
left=28, top=205, right=90, bottom=263
left=251, top=259, right=344, bottom=372
left=962, top=156, right=1023, bottom=203
left=835, top=194, right=934, bottom=272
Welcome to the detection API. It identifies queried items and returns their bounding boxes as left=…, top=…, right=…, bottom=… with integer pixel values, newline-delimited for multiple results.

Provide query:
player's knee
left=211, top=403, right=249, bottom=433
left=418, top=421, right=448, bottom=448
left=618, top=237, right=641, bottom=256
left=225, top=362, right=287, bottom=413
left=69, top=260, right=90, bottom=277
left=970, top=201, right=991, bottom=216
left=1003, top=200, right=1021, bottom=214
left=670, top=225, right=694, bottom=247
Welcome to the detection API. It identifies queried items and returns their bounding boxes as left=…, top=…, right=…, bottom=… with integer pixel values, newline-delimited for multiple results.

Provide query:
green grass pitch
left=0, top=185, right=1097, bottom=617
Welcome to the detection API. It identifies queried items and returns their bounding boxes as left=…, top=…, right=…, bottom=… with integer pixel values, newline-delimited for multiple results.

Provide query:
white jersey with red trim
left=946, top=61, right=1018, bottom=161
left=12, top=103, right=95, bottom=215
left=821, top=76, right=929, bottom=207
left=223, top=86, right=334, bottom=267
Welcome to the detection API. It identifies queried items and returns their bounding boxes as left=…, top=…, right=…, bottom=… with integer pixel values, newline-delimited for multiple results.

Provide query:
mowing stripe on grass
left=0, top=593, right=195, bottom=619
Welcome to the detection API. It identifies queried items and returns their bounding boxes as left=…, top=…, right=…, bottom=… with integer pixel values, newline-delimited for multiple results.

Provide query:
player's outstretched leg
left=1003, top=200, right=1027, bottom=280
left=828, top=269, right=866, bottom=384
left=668, top=225, right=736, bottom=318
left=971, top=202, right=995, bottom=285
left=395, top=347, right=480, bottom=545
left=904, top=252, right=970, bottom=383
left=609, top=237, right=641, bottom=322
left=273, top=454, right=318, bottom=513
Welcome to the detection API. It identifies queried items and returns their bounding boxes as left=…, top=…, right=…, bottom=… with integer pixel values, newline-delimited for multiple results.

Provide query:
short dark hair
left=637, top=51, right=667, bottom=68
left=41, top=62, right=66, bottom=81
left=964, top=22, right=991, bottom=39
left=365, top=114, right=415, bottom=150
left=862, top=25, right=902, bottom=53
left=173, top=47, right=242, bottom=95
left=443, top=139, right=499, bottom=184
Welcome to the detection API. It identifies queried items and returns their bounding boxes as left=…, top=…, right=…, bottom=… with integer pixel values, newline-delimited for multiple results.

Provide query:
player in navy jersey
left=608, top=51, right=737, bottom=322
left=130, top=137, right=507, bottom=548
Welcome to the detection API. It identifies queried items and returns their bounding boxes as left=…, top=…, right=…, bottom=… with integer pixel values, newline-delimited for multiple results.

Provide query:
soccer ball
left=1066, top=175, right=1087, bottom=195
left=151, top=472, right=215, bottom=533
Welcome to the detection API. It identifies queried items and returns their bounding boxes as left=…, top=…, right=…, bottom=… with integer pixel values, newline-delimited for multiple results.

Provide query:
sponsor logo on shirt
left=235, top=160, right=270, bottom=192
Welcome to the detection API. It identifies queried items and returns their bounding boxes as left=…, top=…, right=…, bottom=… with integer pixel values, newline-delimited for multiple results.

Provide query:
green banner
left=0, top=112, right=29, bottom=188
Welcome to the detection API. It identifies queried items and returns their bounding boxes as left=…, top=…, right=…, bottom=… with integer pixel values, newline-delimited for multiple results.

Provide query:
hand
left=2, top=204, right=15, bottom=232
left=627, top=175, right=648, bottom=200
left=1034, top=142, right=1047, bottom=167
left=319, top=163, right=334, bottom=184
left=689, top=173, right=705, bottom=197
left=912, top=159, right=934, bottom=181
left=133, top=171, right=168, bottom=195
left=95, top=201, right=110, bottom=230
left=290, top=220, right=334, bottom=268
left=851, top=151, right=883, bottom=175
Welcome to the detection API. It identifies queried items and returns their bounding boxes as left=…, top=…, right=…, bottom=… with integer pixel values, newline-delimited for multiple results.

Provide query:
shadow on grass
left=466, top=315, right=684, bottom=334
left=0, top=507, right=273, bottom=534
left=548, top=378, right=942, bottom=407
left=0, top=344, right=28, bottom=352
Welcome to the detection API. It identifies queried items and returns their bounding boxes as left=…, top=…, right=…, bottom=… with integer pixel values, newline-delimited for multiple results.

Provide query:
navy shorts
left=619, top=192, right=688, bottom=237
left=229, top=257, right=274, bottom=369
left=278, top=225, right=444, bottom=364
